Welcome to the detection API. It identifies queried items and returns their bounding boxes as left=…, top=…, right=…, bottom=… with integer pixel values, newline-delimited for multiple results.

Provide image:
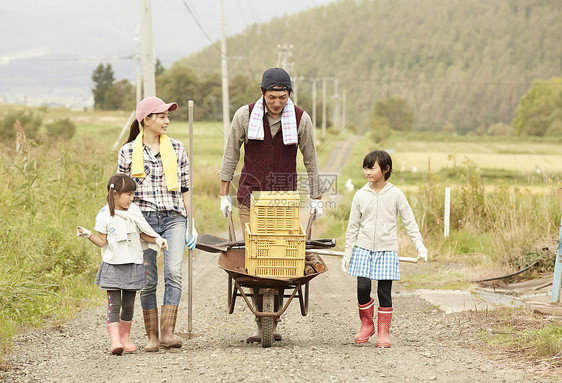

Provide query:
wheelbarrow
left=210, top=211, right=331, bottom=347
left=218, top=248, right=327, bottom=347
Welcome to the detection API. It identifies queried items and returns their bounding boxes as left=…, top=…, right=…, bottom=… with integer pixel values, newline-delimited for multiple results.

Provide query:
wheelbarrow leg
left=298, top=282, right=310, bottom=316
left=227, top=276, right=237, bottom=314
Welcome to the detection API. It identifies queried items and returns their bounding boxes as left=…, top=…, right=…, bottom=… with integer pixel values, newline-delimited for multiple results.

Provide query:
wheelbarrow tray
left=218, top=248, right=326, bottom=287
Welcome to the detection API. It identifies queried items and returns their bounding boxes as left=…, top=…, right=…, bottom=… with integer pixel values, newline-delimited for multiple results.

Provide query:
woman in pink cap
left=117, top=96, right=197, bottom=351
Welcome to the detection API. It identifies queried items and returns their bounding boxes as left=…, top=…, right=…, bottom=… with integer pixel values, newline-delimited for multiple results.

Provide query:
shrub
left=0, top=110, right=42, bottom=142
left=487, top=122, right=514, bottom=136
left=45, top=118, right=76, bottom=140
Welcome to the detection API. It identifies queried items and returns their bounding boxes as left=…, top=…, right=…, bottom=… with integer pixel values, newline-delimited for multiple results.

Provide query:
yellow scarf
left=131, top=131, right=179, bottom=191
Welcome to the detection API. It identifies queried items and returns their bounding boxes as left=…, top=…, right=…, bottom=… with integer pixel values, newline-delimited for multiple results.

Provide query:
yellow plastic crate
left=245, top=223, right=306, bottom=278
left=250, top=191, right=300, bottom=234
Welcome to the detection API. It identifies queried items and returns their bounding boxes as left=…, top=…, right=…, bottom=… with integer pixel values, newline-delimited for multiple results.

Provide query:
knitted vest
left=237, top=102, right=304, bottom=207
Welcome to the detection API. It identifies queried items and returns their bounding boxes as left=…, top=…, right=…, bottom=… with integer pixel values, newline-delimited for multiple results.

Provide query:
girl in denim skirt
left=76, top=173, right=167, bottom=355
left=342, top=150, right=428, bottom=347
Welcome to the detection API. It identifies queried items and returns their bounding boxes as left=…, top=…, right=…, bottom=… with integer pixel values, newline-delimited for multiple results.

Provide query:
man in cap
left=218, top=67, right=323, bottom=343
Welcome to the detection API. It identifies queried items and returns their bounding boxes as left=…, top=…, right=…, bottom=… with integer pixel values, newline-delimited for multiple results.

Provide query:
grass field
left=1, top=105, right=561, bottom=366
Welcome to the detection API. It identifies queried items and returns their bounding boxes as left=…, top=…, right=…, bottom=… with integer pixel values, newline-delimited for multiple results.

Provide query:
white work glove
left=417, top=246, right=428, bottom=262
left=220, top=195, right=232, bottom=217
left=310, top=199, right=323, bottom=220
left=155, top=237, right=168, bottom=250
left=341, top=258, right=350, bottom=274
left=76, top=226, right=92, bottom=239
left=341, top=248, right=352, bottom=274
left=185, top=219, right=198, bottom=251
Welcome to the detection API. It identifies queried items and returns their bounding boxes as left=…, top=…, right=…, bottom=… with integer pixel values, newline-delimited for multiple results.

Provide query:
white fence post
left=444, top=187, right=450, bottom=238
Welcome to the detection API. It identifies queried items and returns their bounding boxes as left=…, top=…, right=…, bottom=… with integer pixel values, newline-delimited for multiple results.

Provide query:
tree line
left=92, top=59, right=561, bottom=138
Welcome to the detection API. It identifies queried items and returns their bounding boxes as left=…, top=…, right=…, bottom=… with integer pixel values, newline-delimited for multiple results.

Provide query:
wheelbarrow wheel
left=261, top=292, right=275, bottom=348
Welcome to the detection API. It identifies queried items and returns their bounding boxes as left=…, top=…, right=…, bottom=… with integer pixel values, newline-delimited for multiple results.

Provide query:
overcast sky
left=0, top=0, right=336, bottom=107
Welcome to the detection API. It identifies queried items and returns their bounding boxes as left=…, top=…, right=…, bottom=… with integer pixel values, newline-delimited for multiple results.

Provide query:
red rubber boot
left=376, top=307, right=393, bottom=348
left=354, top=298, right=375, bottom=344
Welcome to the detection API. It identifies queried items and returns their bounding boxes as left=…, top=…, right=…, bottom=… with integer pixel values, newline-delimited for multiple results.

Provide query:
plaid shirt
left=117, top=138, right=189, bottom=217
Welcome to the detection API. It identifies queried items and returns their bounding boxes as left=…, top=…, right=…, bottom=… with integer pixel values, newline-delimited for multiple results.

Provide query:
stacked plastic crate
left=245, top=191, right=306, bottom=277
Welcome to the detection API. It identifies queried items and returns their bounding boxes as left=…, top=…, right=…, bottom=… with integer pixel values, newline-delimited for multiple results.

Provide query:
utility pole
left=277, top=44, right=293, bottom=70
left=293, top=71, right=298, bottom=104
left=311, top=78, right=317, bottom=139
left=136, top=55, right=142, bottom=104
left=341, top=89, right=346, bottom=132
left=277, top=44, right=296, bottom=98
left=220, top=0, right=230, bottom=148
left=321, top=78, right=327, bottom=138
left=332, top=78, right=340, bottom=134
left=142, top=0, right=155, bottom=97
left=134, top=24, right=142, bottom=104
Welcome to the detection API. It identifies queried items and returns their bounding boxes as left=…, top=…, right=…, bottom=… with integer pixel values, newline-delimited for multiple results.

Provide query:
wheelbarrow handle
left=306, top=212, right=316, bottom=240
left=227, top=209, right=236, bottom=242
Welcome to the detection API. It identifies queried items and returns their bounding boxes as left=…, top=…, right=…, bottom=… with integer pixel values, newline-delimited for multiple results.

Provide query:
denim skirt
left=94, top=262, right=147, bottom=290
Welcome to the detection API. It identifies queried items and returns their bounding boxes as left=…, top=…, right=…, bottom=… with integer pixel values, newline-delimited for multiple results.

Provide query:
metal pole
left=142, top=0, right=155, bottom=97
left=552, top=216, right=562, bottom=303
left=220, top=0, right=230, bottom=149
left=187, top=100, right=194, bottom=333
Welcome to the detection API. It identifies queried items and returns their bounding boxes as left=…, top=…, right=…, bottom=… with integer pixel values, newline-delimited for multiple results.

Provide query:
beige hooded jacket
left=344, top=182, right=424, bottom=261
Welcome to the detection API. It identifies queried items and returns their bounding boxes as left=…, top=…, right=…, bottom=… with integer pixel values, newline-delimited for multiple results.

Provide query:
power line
left=2, top=55, right=137, bottom=63
left=235, top=0, right=251, bottom=31
left=180, top=0, right=222, bottom=53
left=246, top=0, right=261, bottom=26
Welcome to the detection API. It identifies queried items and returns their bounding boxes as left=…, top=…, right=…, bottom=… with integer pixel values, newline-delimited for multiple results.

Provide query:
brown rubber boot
left=142, top=308, right=160, bottom=352
left=160, top=305, right=182, bottom=349
left=354, top=298, right=375, bottom=344
left=376, top=307, right=393, bottom=348
left=119, top=320, right=137, bottom=352
left=107, top=322, right=124, bottom=355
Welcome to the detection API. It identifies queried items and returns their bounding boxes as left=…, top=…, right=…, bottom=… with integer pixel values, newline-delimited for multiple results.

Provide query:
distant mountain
left=178, top=0, right=561, bottom=134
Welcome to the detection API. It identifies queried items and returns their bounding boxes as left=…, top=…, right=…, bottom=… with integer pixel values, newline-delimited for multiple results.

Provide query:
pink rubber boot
left=376, top=307, right=393, bottom=348
left=119, top=320, right=137, bottom=352
left=107, top=322, right=124, bottom=355
left=354, top=298, right=375, bottom=344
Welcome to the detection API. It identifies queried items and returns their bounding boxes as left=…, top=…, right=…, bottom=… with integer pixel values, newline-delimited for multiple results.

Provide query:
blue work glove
left=185, top=219, right=198, bottom=250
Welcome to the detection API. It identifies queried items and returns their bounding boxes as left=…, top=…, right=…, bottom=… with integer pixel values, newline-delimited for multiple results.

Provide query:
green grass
left=481, top=310, right=562, bottom=366
left=0, top=138, right=112, bottom=364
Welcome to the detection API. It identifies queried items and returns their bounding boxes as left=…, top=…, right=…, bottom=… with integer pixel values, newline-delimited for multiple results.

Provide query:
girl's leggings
left=357, top=277, right=392, bottom=307
left=106, top=290, right=136, bottom=324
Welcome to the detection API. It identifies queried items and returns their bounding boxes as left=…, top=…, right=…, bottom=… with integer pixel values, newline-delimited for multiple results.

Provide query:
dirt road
left=3, top=135, right=557, bottom=382
left=2, top=252, right=556, bottom=383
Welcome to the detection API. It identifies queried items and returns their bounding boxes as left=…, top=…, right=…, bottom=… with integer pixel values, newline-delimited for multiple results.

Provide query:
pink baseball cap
left=136, top=96, right=178, bottom=123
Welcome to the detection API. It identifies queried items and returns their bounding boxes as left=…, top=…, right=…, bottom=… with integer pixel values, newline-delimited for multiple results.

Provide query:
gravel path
left=2, top=253, right=556, bottom=383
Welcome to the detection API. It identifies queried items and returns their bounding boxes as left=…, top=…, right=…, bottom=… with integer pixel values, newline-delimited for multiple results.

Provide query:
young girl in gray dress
left=76, top=174, right=167, bottom=355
